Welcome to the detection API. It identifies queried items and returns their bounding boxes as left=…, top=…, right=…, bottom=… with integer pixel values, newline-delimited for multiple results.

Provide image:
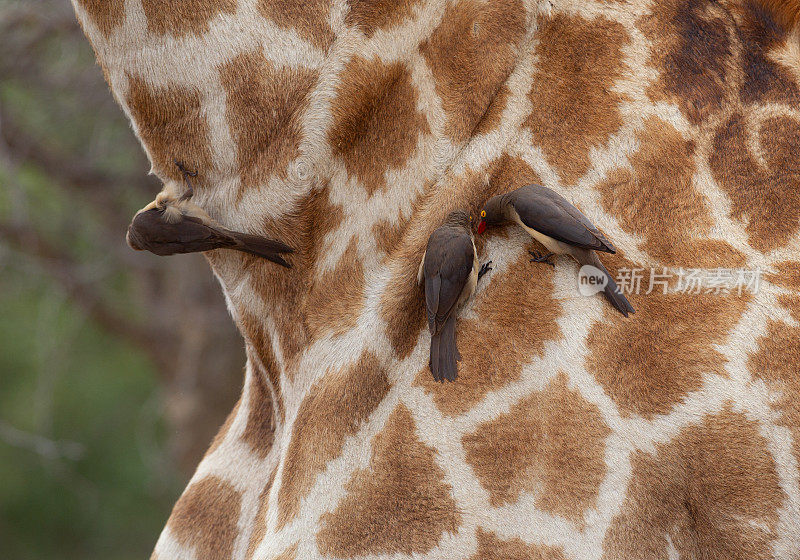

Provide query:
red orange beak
left=476, top=220, right=487, bottom=235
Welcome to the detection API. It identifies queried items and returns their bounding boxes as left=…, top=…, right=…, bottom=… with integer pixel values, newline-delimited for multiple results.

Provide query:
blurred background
left=0, top=1, right=243, bottom=557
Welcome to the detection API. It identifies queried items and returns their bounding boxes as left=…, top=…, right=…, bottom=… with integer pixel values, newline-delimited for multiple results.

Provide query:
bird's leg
left=174, top=160, right=198, bottom=202
left=529, top=250, right=555, bottom=267
left=478, top=261, right=493, bottom=281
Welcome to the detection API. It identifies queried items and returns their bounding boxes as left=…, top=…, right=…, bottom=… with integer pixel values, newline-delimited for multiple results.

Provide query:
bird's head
left=476, top=195, right=505, bottom=234
left=444, top=209, right=473, bottom=230
left=476, top=210, right=487, bottom=234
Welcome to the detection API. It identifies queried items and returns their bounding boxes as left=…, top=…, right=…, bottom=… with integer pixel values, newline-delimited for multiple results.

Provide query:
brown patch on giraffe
left=735, top=0, right=800, bottom=105
left=316, top=405, right=460, bottom=556
left=470, top=529, right=568, bottom=560
left=240, top=370, right=275, bottom=458
left=305, top=240, right=365, bottom=338
left=710, top=113, right=800, bottom=253
left=463, top=373, right=610, bottom=523
left=141, top=0, right=236, bottom=37
left=489, top=153, right=543, bottom=198
left=475, top=83, right=512, bottom=137
left=372, top=212, right=411, bottom=256
left=328, top=56, right=430, bottom=196
left=526, top=14, right=628, bottom=184
left=346, top=0, right=422, bottom=37
left=380, top=260, right=428, bottom=359
left=766, top=260, right=800, bottom=290
left=239, top=311, right=285, bottom=419
left=246, top=185, right=344, bottom=372
left=241, top=267, right=308, bottom=377
left=750, top=311, right=800, bottom=468
left=167, top=476, right=242, bottom=560
left=125, top=74, right=213, bottom=183
left=598, top=118, right=746, bottom=267
left=781, top=293, right=800, bottom=321
left=76, top=0, right=125, bottom=38
left=586, top=258, right=750, bottom=418
left=206, top=398, right=241, bottom=456
left=258, top=0, right=335, bottom=51
left=603, top=408, right=784, bottom=559
left=246, top=467, right=279, bottom=560
left=415, top=251, right=562, bottom=417
left=277, top=353, right=390, bottom=528
left=219, top=51, right=317, bottom=194
left=640, top=0, right=733, bottom=124
left=756, top=0, right=800, bottom=30
left=421, top=0, right=526, bottom=142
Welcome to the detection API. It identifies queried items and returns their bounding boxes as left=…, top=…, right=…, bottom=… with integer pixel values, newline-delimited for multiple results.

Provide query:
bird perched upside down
left=418, top=210, right=492, bottom=382
left=126, top=162, right=294, bottom=267
left=477, top=184, right=634, bottom=317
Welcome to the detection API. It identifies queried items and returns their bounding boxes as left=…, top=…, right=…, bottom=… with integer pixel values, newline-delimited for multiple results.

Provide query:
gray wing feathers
left=431, top=314, right=459, bottom=382
left=423, top=225, right=473, bottom=382
left=579, top=250, right=635, bottom=317
left=423, top=228, right=474, bottom=335
left=511, top=185, right=615, bottom=253
left=425, top=274, right=441, bottom=334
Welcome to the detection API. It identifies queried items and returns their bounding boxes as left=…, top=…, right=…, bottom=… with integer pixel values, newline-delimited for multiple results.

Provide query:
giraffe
left=70, top=0, right=800, bottom=558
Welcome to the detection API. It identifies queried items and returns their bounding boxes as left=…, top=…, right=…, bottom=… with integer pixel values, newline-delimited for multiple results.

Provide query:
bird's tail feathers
left=429, top=330, right=441, bottom=381
left=430, top=315, right=459, bottom=382
left=232, top=232, right=295, bottom=268
left=583, top=251, right=635, bottom=317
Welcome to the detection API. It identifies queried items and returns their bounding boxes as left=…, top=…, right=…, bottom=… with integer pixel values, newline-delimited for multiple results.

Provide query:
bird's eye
left=481, top=210, right=486, bottom=218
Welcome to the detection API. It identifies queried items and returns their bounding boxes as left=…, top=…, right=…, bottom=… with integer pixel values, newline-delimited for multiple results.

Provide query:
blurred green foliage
left=0, top=272, right=181, bottom=559
left=0, top=1, right=239, bottom=557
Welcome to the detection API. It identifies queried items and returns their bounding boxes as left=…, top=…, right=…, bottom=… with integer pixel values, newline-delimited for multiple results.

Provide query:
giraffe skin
left=70, top=1, right=800, bottom=558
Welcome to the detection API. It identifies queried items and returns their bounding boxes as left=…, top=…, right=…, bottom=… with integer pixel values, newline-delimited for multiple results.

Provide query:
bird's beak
left=476, top=219, right=487, bottom=235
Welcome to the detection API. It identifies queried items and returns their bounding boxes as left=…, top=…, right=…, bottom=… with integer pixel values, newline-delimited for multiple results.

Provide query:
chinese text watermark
left=578, top=266, right=761, bottom=296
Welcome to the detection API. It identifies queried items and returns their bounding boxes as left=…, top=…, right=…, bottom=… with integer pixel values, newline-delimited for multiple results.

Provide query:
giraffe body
left=71, top=0, right=800, bottom=558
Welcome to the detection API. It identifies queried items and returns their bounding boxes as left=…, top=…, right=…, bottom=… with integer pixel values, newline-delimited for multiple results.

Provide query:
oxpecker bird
left=418, top=210, right=492, bottom=383
left=126, top=161, right=294, bottom=267
left=477, top=184, right=634, bottom=317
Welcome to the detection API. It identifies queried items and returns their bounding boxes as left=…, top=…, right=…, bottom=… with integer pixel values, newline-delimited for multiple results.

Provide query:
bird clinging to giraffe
left=418, top=210, right=491, bottom=382
left=127, top=161, right=295, bottom=266
left=478, top=184, right=634, bottom=316
left=70, top=0, right=800, bottom=558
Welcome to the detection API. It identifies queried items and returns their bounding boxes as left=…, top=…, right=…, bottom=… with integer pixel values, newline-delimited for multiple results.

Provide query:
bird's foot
left=154, top=191, right=175, bottom=210
left=174, top=160, right=197, bottom=201
left=529, top=251, right=555, bottom=267
left=478, top=261, right=493, bottom=280
left=174, top=160, right=198, bottom=178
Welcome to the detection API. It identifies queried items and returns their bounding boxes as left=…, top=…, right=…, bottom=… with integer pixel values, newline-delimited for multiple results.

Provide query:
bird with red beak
left=418, top=210, right=492, bottom=382
left=476, top=184, right=634, bottom=316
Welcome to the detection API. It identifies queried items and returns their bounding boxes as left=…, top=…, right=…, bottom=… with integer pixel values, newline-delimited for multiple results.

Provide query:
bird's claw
left=529, top=251, right=555, bottom=267
left=174, top=160, right=198, bottom=178
left=478, top=261, right=493, bottom=280
left=174, top=160, right=197, bottom=201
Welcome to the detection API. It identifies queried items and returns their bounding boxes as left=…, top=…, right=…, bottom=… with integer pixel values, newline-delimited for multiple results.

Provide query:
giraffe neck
left=70, top=1, right=800, bottom=559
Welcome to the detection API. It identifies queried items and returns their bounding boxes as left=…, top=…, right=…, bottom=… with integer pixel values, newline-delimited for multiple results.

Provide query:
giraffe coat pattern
left=70, top=0, right=800, bottom=558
